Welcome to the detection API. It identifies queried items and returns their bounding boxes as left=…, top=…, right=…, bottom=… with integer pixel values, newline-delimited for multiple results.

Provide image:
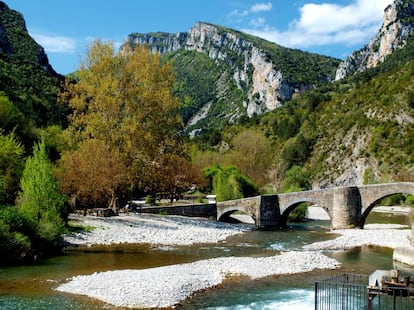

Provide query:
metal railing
left=315, top=274, right=414, bottom=310
left=315, top=274, right=369, bottom=310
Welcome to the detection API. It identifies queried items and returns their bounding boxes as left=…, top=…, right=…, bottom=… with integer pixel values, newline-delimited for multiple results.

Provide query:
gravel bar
left=56, top=251, right=340, bottom=309
left=58, top=215, right=411, bottom=308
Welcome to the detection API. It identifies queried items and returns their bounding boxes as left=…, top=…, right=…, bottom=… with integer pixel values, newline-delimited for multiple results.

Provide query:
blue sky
left=6, top=0, right=393, bottom=74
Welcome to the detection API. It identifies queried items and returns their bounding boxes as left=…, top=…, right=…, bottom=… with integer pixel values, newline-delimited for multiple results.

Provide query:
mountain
left=0, top=2, right=56, bottom=74
left=0, top=1, right=65, bottom=132
left=255, top=0, right=414, bottom=189
left=336, top=0, right=414, bottom=80
left=123, top=22, right=340, bottom=134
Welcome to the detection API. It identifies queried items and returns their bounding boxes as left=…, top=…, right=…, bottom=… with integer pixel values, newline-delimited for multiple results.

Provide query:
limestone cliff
left=0, top=1, right=56, bottom=74
left=336, top=0, right=414, bottom=80
left=124, top=22, right=339, bottom=131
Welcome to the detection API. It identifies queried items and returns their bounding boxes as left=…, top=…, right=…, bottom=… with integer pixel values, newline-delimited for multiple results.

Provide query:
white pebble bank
left=304, top=224, right=411, bottom=251
left=56, top=251, right=339, bottom=309
left=65, top=214, right=249, bottom=246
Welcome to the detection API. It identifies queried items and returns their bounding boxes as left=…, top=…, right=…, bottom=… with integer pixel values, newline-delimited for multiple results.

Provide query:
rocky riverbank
left=58, top=214, right=411, bottom=309
left=304, top=224, right=411, bottom=251
left=56, top=251, right=339, bottom=309
left=64, top=214, right=249, bottom=246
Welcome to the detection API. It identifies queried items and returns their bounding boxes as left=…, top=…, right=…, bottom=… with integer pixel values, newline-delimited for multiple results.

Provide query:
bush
left=145, top=195, right=156, bottom=205
left=405, top=195, right=414, bottom=207
left=280, top=166, right=311, bottom=193
left=203, top=165, right=258, bottom=202
left=0, top=206, right=31, bottom=263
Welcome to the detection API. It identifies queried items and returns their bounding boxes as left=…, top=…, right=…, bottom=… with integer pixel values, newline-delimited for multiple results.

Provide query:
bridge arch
left=280, top=198, right=332, bottom=227
left=218, top=209, right=256, bottom=224
left=359, top=183, right=414, bottom=227
left=216, top=196, right=260, bottom=224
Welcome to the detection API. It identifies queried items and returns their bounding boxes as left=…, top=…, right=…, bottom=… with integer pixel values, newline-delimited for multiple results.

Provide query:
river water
left=0, top=211, right=413, bottom=309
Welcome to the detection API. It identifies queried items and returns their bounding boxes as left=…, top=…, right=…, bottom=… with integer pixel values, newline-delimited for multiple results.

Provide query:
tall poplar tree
left=18, top=140, right=66, bottom=245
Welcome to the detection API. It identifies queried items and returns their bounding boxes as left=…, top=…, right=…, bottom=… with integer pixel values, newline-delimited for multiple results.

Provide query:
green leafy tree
left=0, top=130, right=24, bottom=205
left=203, top=165, right=258, bottom=202
left=18, top=140, right=66, bottom=246
left=0, top=206, right=31, bottom=263
left=280, top=165, right=312, bottom=193
left=0, top=92, right=25, bottom=134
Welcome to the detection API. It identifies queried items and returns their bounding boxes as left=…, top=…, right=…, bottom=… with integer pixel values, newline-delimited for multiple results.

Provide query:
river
left=0, top=211, right=413, bottom=309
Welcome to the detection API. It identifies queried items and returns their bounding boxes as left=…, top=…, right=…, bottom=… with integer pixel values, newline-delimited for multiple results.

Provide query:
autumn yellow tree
left=152, top=153, right=203, bottom=203
left=58, top=41, right=190, bottom=208
left=56, top=139, right=127, bottom=210
left=223, top=129, right=273, bottom=187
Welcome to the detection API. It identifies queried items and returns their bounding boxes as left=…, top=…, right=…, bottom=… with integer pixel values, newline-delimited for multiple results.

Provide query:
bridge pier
left=256, top=195, right=280, bottom=230
left=332, top=187, right=362, bottom=229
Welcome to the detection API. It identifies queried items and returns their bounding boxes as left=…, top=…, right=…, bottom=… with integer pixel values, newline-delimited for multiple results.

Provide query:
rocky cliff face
left=124, top=22, right=338, bottom=130
left=0, top=1, right=56, bottom=74
left=336, top=0, right=414, bottom=80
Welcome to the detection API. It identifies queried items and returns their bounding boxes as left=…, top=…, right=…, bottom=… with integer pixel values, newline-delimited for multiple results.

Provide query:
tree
left=0, top=130, right=24, bottom=205
left=280, top=165, right=312, bottom=193
left=280, top=165, right=311, bottom=222
left=59, top=41, right=185, bottom=204
left=0, top=92, right=25, bottom=134
left=152, top=154, right=202, bottom=203
left=203, top=165, right=258, bottom=202
left=0, top=206, right=31, bottom=263
left=57, top=139, right=127, bottom=210
left=18, top=140, right=66, bottom=246
left=223, top=129, right=273, bottom=187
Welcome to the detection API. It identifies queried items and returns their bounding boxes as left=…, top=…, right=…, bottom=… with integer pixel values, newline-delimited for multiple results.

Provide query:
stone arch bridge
left=216, top=182, right=414, bottom=230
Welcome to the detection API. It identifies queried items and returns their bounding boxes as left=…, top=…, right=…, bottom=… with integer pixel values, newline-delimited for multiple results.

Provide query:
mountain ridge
left=124, top=22, right=340, bottom=133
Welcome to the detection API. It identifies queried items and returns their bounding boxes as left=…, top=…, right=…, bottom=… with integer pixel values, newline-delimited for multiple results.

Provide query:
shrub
left=203, top=165, right=258, bottom=202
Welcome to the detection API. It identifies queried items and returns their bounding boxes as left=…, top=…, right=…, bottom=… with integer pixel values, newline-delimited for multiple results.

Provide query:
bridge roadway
left=216, top=182, right=414, bottom=230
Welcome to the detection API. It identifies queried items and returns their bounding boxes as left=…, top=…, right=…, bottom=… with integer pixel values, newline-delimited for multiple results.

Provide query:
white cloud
left=250, top=17, right=267, bottom=28
left=294, top=0, right=393, bottom=34
left=241, top=0, right=393, bottom=52
left=229, top=2, right=273, bottom=17
left=32, top=33, right=76, bottom=54
left=251, top=2, right=272, bottom=13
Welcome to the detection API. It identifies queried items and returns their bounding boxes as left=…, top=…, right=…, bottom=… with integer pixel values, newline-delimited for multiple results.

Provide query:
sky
left=5, top=0, right=394, bottom=75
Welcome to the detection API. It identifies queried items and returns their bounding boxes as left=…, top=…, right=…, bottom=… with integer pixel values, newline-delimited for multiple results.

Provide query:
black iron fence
left=315, top=274, right=369, bottom=309
left=315, top=274, right=414, bottom=310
